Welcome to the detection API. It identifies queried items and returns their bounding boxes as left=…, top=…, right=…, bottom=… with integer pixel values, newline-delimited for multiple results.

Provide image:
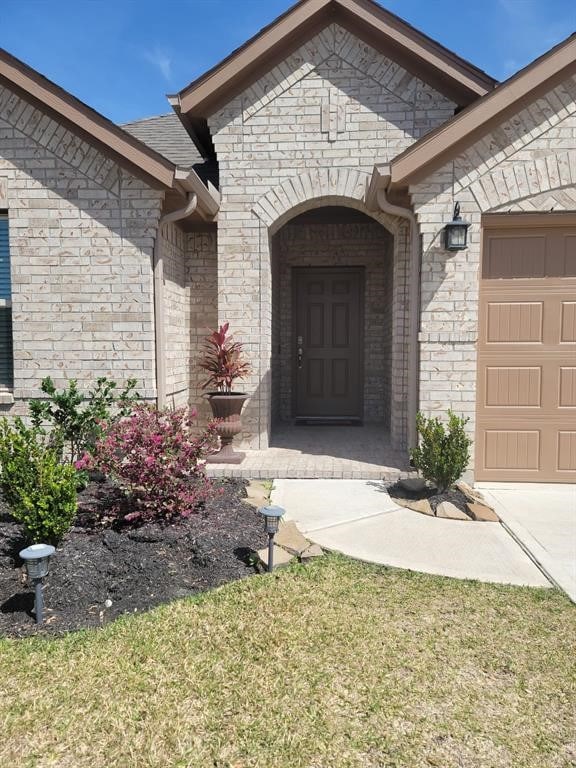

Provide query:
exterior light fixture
left=444, top=202, right=470, bottom=251
left=259, top=505, right=284, bottom=573
left=19, top=543, right=55, bottom=625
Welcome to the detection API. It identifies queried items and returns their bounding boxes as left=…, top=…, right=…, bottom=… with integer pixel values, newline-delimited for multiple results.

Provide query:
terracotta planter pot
left=206, top=392, right=248, bottom=464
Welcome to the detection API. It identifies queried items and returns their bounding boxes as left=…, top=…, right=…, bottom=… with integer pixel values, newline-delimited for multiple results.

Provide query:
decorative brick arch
left=252, top=168, right=401, bottom=234
left=468, top=151, right=576, bottom=212
left=451, top=84, right=576, bottom=196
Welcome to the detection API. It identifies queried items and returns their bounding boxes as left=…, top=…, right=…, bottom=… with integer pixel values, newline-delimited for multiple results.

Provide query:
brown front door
left=293, top=267, right=364, bottom=421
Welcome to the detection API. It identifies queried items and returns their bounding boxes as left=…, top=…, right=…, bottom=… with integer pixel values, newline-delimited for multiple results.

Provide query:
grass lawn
left=1, top=555, right=574, bottom=768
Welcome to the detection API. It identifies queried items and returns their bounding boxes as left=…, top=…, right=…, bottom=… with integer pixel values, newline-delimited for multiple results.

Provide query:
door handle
left=297, top=336, right=303, bottom=369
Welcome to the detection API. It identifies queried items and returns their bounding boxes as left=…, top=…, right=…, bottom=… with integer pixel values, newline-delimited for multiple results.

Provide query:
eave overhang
left=174, top=168, right=220, bottom=220
left=387, top=31, right=576, bottom=188
left=170, top=0, right=497, bottom=123
left=0, top=48, right=220, bottom=220
left=0, top=47, right=178, bottom=190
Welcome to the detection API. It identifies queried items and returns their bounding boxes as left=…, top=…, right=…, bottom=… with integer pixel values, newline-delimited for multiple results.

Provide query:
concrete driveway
left=272, top=480, right=551, bottom=588
left=478, top=484, right=576, bottom=602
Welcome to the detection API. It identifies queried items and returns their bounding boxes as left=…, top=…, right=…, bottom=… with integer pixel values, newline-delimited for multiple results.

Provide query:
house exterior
left=0, top=0, right=575, bottom=483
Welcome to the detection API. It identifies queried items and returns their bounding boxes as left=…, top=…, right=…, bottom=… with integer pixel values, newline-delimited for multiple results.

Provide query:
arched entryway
left=269, top=204, right=407, bottom=452
left=216, top=169, right=412, bottom=455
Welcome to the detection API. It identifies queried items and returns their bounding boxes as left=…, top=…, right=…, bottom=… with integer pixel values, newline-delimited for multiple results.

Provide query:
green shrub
left=0, top=418, right=78, bottom=544
left=29, top=376, right=139, bottom=464
left=410, top=410, right=472, bottom=492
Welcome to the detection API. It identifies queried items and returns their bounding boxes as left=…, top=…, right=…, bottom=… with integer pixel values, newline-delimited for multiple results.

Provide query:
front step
left=207, top=465, right=414, bottom=481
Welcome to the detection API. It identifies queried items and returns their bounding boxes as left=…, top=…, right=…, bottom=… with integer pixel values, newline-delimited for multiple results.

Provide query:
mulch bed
left=0, top=478, right=267, bottom=639
left=385, top=480, right=471, bottom=516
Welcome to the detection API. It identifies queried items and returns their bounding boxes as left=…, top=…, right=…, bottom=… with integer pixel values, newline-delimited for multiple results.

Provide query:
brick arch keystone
left=252, top=168, right=400, bottom=234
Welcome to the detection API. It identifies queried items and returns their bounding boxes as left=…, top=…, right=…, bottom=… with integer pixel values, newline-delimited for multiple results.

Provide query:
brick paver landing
left=206, top=425, right=412, bottom=480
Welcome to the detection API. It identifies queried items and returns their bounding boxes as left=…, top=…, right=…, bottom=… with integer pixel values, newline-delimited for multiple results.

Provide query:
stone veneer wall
left=162, top=221, right=189, bottom=407
left=410, top=74, right=576, bottom=470
left=273, top=219, right=393, bottom=425
left=0, top=84, right=164, bottom=415
left=208, top=22, right=455, bottom=448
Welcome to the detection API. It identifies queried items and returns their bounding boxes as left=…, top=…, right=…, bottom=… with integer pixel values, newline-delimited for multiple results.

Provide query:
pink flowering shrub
left=84, top=404, right=219, bottom=523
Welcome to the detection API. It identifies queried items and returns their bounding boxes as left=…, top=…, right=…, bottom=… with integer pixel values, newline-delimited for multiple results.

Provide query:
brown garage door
left=476, top=214, right=576, bottom=482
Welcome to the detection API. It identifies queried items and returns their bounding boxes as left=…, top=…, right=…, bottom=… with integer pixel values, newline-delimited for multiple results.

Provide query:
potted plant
left=199, top=323, right=251, bottom=463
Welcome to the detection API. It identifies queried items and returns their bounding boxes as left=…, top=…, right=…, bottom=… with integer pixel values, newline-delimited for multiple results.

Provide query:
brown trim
left=173, top=0, right=496, bottom=118
left=389, top=33, right=576, bottom=187
left=174, top=169, right=220, bottom=219
left=482, top=212, right=576, bottom=229
left=0, top=48, right=176, bottom=189
left=335, top=0, right=495, bottom=102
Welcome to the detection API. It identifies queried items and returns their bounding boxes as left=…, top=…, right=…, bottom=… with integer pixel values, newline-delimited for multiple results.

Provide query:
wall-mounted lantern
left=444, top=203, right=470, bottom=251
left=19, top=543, right=55, bottom=625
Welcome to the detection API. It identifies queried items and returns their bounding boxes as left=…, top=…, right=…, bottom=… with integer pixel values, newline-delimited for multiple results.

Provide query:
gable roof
left=0, top=47, right=178, bottom=189
left=387, top=31, right=576, bottom=187
left=0, top=48, right=220, bottom=218
left=170, top=0, right=497, bottom=121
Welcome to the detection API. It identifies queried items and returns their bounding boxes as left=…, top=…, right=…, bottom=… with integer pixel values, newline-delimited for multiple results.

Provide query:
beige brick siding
left=162, top=221, right=189, bottom=407
left=0, top=84, right=164, bottom=413
left=3, top=23, right=573, bottom=473
left=410, top=74, right=576, bottom=470
left=187, top=229, right=218, bottom=421
left=208, top=23, right=453, bottom=448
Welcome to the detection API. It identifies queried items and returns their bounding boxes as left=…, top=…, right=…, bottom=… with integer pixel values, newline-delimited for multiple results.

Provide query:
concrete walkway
left=478, top=484, right=576, bottom=602
left=271, top=479, right=551, bottom=588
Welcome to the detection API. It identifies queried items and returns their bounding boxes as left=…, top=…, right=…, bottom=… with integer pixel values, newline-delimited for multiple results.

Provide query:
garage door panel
left=477, top=420, right=574, bottom=480
left=561, top=302, right=576, bottom=342
left=486, top=301, right=543, bottom=343
left=485, top=367, right=541, bottom=407
left=480, top=358, right=569, bottom=413
left=558, top=234, right=576, bottom=277
left=558, top=432, right=576, bottom=472
left=484, top=430, right=540, bottom=470
left=559, top=368, right=576, bottom=408
left=483, top=234, right=546, bottom=278
left=477, top=219, right=576, bottom=482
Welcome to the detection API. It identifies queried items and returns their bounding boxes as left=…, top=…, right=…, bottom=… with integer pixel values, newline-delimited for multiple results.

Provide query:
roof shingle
left=121, top=112, right=203, bottom=168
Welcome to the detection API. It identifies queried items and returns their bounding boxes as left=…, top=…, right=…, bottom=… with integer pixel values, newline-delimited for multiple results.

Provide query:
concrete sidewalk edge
left=482, top=491, right=575, bottom=603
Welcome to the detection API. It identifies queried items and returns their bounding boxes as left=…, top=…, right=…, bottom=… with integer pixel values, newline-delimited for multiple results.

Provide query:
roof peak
left=171, top=0, right=497, bottom=121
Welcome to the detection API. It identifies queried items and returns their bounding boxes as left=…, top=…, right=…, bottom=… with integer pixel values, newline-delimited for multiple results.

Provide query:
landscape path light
left=19, top=543, right=55, bottom=625
left=259, top=505, right=284, bottom=573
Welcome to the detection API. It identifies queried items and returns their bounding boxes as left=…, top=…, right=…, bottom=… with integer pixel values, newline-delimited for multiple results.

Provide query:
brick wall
left=162, top=221, right=189, bottom=407
left=187, top=229, right=218, bottom=421
left=410, top=74, right=576, bottom=466
left=273, top=219, right=393, bottom=424
left=0, top=84, right=164, bottom=415
left=208, top=22, right=453, bottom=448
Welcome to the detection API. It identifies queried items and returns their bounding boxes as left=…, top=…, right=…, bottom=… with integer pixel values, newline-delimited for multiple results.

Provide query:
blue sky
left=2, top=0, right=575, bottom=124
